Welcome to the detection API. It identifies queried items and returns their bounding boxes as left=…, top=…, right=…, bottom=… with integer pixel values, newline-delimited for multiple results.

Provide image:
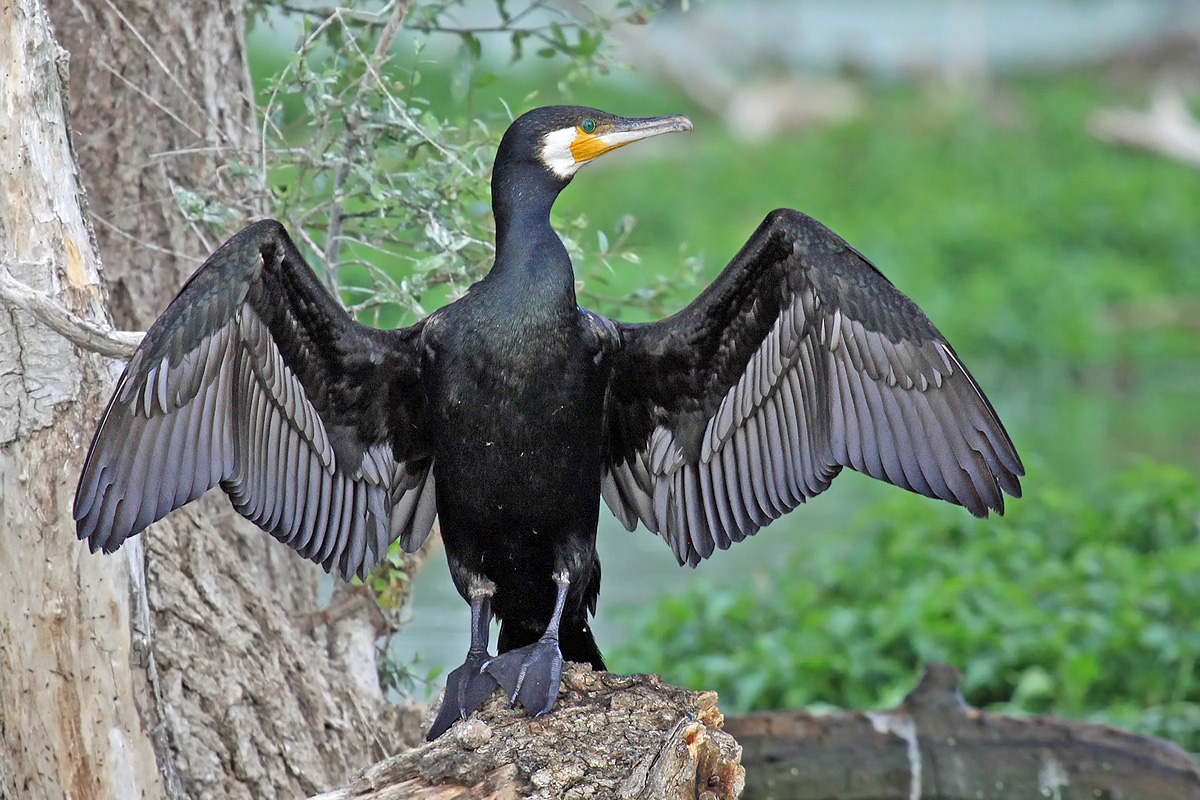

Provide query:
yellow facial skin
left=569, top=125, right=626, bottom=163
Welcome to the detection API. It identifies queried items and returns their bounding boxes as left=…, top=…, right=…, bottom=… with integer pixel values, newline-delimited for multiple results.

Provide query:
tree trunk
left=46, top=0, right=263, bottom=331
left=0, top=6, right=165, bottom=796
left=8, top=3, right=1200, bottom=799
left=1, top=2, right=418, bottom=798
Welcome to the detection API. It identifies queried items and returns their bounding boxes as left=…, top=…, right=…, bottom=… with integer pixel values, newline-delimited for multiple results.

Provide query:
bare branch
left=0, top=261, right=142, bottom=359
left=90, top=214, right=205, bottom=263
left=314, top=4, right=413, bottom=289
left=372, top=0, right=412, bottom=62
left=322, top=127, right=357, bottom=292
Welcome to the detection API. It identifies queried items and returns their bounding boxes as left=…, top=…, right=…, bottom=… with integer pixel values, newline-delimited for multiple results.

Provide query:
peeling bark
left=9, top=3, right=1200, bottom=799
left=0, top=2, right=163, bottom=797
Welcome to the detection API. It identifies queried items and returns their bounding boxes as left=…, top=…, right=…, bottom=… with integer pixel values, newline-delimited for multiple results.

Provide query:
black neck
left=489, top=141, right=574, bottom=287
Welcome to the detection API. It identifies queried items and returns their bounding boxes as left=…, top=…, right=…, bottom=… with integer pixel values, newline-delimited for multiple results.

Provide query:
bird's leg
left=483, top=569, right=570, bottom=717
left=426, top=575, right=500, bottom=741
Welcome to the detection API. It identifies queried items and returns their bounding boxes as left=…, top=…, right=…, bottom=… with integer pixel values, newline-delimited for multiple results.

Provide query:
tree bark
left=1, top=1, right=418, bottom=798
left=8, top=3, right=1200, bottom=799
left=0, top=5, right=165, bottom=797
left=46, top=0, right=264, bottom=330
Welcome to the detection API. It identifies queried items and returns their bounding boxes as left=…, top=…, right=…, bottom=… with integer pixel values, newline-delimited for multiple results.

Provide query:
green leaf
left=461, top=32, right=482, bottom=61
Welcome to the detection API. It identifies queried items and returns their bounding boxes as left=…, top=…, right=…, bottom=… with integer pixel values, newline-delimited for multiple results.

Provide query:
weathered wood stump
left=310, top=666, right=743, bottom=800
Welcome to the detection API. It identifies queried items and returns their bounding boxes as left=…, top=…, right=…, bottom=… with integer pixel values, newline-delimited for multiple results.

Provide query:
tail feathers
left=562, top=617, right=605, bottom=670
left=498, top=615, right=605, bottom=670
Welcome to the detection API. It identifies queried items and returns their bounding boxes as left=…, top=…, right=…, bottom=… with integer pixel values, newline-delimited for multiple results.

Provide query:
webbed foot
left=483, top=637, right=564, bottom=717
left=426, top=653, right=500, bottom=741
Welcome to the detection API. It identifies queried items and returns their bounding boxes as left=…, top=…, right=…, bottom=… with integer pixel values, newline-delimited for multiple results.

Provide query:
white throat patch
left=540, top=127, right=583, bottom=179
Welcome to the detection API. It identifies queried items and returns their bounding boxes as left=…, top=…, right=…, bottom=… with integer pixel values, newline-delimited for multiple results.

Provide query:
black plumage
left=74, top=105, right=1022, bottom=740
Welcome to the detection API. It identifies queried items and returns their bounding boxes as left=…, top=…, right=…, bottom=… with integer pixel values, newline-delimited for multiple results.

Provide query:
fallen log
left=728, top=662, right=1200, bottom=800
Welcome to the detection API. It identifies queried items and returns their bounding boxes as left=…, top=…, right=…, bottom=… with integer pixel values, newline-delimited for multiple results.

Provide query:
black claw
left=483, top=638, right=564, bottom=717
left=426, top=655, right=500, bottom=741
left=426, top=698, right=461, bottom=742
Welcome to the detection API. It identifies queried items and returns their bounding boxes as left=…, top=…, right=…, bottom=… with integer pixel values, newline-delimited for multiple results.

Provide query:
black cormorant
left=74, top=106, right=1023, bottom=740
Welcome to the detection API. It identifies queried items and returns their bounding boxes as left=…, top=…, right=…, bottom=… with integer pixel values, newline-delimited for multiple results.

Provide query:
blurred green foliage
left=612, top=461, right=1200, bottom=749
left=575, top=70, right=1200, bottom=748
left=565, top=74, right=1200, bottom=478
left=251, top=25, right=1200, bottom=472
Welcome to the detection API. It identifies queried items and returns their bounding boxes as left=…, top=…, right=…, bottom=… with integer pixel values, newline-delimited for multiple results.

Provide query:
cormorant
left=74, top=106, right=1023, bottom=740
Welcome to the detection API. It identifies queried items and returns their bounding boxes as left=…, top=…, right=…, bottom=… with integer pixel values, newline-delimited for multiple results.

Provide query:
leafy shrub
left=612, top=462, right=1200, bottom=750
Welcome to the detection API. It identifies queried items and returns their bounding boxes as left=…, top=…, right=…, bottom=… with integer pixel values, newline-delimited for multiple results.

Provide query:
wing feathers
left=601, top=462, right=642, bottom=532
left=601, top=209, right=1022, bottom=564
left=407, top=473, right=440, bottom=553
left=75, top=221, right=431, bottom=582
left=718, top=441, right=750, bottom=538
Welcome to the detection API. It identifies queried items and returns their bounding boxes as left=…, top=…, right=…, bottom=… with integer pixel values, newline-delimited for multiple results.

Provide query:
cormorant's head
left=498, top=106, right=693, bottom=183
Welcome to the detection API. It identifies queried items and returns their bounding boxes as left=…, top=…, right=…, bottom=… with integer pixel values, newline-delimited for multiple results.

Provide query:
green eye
left=580, top=119, right=596, bottom=134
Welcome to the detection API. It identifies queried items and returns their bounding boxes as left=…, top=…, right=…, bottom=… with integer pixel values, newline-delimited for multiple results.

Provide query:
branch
left=372, top=0, right=411, bottom=62
left=0, top=260, right=142, bottom=358
left=319, top=0, right=412, bottom=292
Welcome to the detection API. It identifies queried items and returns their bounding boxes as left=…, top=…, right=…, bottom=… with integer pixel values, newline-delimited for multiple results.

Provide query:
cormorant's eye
left=580, top=119, right=596, bottom=134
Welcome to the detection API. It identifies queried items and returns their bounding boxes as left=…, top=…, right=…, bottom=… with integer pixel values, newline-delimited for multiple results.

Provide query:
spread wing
left=74, top=220, right=437, bottom=581
left=601, top=208, right=1023, bottom=566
